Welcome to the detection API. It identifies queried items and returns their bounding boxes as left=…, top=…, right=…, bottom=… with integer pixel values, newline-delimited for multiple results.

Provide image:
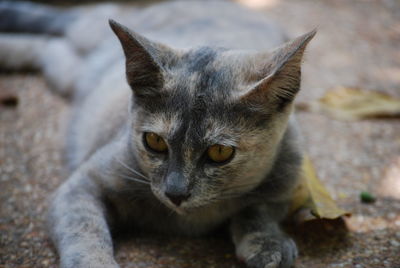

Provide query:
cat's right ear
left=109, top=20, right=175, bottom=98
left=240, top=30, right=316, bottom=110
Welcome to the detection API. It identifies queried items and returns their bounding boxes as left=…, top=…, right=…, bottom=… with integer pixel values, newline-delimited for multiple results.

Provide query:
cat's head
left=110, top=20, right=315, bottom=214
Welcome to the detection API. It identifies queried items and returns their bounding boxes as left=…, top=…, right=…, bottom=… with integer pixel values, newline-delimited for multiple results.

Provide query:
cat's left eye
left=207, top=144, right=234, bottom=164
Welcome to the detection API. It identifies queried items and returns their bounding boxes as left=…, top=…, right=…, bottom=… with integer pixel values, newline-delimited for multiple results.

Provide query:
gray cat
left=0, top=1, right=315, bottom=267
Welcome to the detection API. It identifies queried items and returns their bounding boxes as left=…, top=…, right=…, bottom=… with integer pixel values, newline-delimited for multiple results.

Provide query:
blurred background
left=0, top=0, right=399, bottom=267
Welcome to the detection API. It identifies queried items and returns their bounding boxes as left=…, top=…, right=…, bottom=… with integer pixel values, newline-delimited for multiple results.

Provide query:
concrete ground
left=1, top=0, right=399, bottom=267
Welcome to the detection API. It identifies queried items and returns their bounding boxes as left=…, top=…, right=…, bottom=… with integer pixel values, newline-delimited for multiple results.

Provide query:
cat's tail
left=0, top=1, right=123, bottom=99
left=0, top=1, right=75, bottom=35
left=0, top=1, right=81, bottom=98
left=0, top=1, right=77, bottom=71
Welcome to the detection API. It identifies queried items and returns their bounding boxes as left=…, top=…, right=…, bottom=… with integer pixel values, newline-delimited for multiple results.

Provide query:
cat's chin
left=163, top=201, right=193, bottom=215
left=163, top=201, right=203, bottom=215
left=171, top=206, right=187, bottom=215
left=150, top=187, right=207, bottom=215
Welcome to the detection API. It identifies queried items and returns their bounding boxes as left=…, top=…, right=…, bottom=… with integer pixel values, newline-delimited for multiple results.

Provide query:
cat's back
left=67, top=0, right=288, bottom=169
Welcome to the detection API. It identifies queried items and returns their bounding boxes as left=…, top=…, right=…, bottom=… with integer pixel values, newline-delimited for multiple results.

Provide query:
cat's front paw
left=236, top=233, right=297, bottom=268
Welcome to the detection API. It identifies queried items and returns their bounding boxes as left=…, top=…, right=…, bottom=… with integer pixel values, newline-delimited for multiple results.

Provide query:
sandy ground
left=1, top=0, right=400, bottom=267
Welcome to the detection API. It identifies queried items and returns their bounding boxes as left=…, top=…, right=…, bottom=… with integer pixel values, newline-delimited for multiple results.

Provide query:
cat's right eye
left=207, top=144, right=234, bottom=164
left=144, top=132, right=168, bottom=153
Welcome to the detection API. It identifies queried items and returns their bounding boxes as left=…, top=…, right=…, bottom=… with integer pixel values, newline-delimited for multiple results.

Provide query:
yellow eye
left=207, top=144, right=234, bottom=163
left=144, top=132, right=168, bottom=153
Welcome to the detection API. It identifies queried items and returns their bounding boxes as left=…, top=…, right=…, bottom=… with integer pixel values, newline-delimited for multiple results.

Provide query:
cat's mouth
left=163, top=197, right=201, bottom=215
left=162, top=196, right=217, bottom=216
left=150, top=186, right=192, bottom=214
left=150, top=185, right=221, bottom=215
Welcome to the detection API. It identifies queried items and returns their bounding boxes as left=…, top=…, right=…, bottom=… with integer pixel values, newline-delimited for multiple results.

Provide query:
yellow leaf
left=290, top=156, right=350, bottom=222
left=298, top=86, right=400, bottom=120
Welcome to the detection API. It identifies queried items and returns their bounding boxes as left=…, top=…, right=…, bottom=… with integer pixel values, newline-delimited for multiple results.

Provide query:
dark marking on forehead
left=136, top=46, right=233, bottom=111
left=187, top=47, right=236, bottom=102
left=135, top=46, right=273, bottom=155
left=186, top=46, right=219, bottom=73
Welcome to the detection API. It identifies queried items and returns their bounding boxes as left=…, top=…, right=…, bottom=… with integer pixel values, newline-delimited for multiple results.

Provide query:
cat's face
left=130, top=54, right=292, bottom=212
left=110, top=20, right=315, bottom=213
left=133, top=106, right=291, bottom=213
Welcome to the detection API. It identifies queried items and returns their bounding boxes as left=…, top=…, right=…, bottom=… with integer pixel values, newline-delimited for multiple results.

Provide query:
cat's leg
left=231, top=204, right=297, bottom=268
left=48, top=172, right=119, bottom=268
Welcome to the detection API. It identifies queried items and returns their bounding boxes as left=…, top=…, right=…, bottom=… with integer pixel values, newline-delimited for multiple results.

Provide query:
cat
left=0, top=1, right=315, bottom=267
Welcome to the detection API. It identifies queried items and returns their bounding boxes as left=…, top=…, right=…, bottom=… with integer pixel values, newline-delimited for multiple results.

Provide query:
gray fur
left=1, top=1, right=315, bottom=267
left=0, top=1, right=75, bottom=35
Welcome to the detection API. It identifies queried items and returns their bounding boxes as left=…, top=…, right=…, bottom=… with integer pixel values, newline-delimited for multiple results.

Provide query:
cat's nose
left=165, top=192, right=191, bottom=207
left=164, top=171, right=191, bottom=206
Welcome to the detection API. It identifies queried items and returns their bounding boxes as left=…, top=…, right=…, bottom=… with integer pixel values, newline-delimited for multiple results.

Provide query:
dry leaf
left=290, top=155, right=350, bottom=222
left=297, top=86, right=400, bottom=120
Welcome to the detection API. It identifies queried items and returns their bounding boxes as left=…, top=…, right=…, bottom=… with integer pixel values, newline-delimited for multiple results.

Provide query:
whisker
left=116, top=173, right=150, bottom=185
left=115, top=158, right=149, bottom=181
left=214, top=182, right=270, bottom=202
left=213, top=193, right=242, bottom=201
left=106, top=169, right=150, bottom=185
left=220, top=182, right=258, bottom=193
left=118, top=189, right=151, bottom=198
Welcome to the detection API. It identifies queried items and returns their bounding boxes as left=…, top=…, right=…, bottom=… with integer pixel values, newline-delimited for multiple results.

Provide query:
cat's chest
left=124, top=196, right=243, bottom=236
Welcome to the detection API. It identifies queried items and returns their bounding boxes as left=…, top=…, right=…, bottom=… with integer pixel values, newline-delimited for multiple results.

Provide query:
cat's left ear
left=109, top=20, right=177, bottom=98
left=241, top=30, right=316, bottom=109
